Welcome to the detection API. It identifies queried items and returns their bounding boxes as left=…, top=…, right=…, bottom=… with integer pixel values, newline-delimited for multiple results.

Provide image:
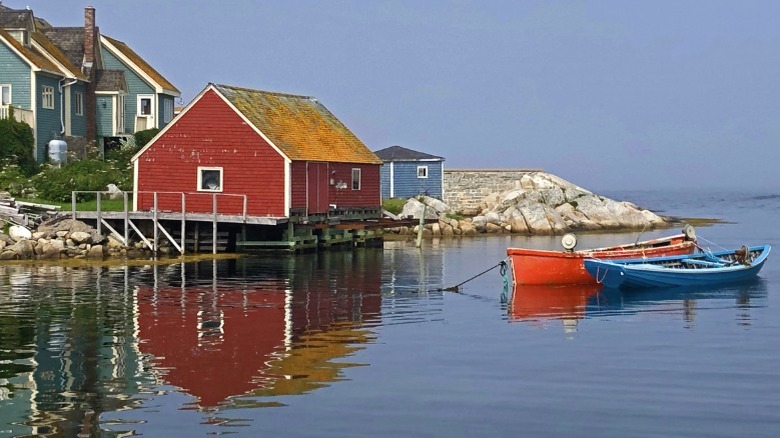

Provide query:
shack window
left=417, top=165, right=429, bottom=178
left=351, top=168, right=361, bottom=190
left=198, top=167, right=223, bottom=192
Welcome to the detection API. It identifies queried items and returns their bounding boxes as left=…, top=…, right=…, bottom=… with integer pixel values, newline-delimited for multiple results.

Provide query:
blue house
left=374, top=145, right=444, bottom=200
left=0, top=4, right=178, bottom=162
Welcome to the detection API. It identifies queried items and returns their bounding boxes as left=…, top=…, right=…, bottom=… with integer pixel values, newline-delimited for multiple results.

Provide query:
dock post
left=96, top=192, right=102, bottom=236
left=71, top=191, right=76, bottom=220
left=123, top=192, right=129, bottom=246
left=194, top=222, right=200, bottom=253
left=416, top=203, right=426, bottom=248
left=212, top=194, right=217, bottom=254
left=153, top=192, right=159, bottom=253
left=181, top=193, right=186, bottom=255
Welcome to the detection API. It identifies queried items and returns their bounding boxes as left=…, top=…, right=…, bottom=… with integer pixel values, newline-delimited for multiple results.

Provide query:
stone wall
left=443, top=168, right=543, bottom=214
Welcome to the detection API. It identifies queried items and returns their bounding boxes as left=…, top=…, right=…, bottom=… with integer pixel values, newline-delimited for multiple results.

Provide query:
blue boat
left=584, top=245, right=771, bottom=288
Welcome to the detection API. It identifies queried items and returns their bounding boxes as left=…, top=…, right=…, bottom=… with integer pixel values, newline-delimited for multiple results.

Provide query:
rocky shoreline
left=386, top=172, right=671, bottom=237
left=0, top=218, right=152, bottom=261
left=0, top=172, right=675, bottom=260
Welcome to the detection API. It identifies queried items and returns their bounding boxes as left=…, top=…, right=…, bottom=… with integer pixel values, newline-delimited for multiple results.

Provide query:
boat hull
left=507, top=234, right=696, bottom=286
left=584, top=245, right=771, bottom=288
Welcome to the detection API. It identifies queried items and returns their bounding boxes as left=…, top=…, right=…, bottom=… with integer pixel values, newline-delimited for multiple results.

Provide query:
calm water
left=1, top=190, right=779, bottom=437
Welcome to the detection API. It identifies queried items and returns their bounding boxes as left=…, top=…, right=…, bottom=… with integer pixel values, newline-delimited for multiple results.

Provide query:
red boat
left=507, top=227, right=697, bottom=286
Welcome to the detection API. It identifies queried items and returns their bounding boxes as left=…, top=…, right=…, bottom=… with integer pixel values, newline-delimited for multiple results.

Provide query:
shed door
left=307, top=162, right=329, bottom=214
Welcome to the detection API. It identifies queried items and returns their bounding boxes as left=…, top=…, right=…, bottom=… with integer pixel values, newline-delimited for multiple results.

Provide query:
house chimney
left=83, top=6, right=95, bottom=68
left=83, top=5, right=97, bottom=149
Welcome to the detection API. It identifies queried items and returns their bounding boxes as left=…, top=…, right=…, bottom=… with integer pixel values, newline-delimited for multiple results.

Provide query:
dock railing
left=71, top=191, right=249, bottom=255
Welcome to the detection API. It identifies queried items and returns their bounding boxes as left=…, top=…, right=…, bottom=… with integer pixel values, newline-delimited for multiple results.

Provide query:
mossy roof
left=213, top=84, right=382, bottom=165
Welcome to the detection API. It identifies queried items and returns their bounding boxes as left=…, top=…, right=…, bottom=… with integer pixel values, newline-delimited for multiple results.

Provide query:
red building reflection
left=135, top=253, right=383, bottom=408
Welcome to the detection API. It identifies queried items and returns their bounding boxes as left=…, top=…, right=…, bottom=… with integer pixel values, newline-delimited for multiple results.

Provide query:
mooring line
left=433, top=260, right=508, bottom=292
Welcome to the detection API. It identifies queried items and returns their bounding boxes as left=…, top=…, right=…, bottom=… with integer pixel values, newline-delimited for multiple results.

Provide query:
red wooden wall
left=289, top=161, right=381, bottom=213
left=135, top=90, right=287, bottom=217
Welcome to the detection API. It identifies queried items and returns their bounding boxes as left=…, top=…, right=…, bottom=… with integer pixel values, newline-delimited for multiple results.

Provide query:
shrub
left=134, top=128, right=160, bottom=149
left=103, top=128, right=159, bottom=178
left=31, top=159, right=127, bottom=202
left=0, top=161, right=34, bottom=197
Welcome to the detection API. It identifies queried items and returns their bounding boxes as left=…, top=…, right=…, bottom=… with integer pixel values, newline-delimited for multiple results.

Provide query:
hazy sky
left=20, top=0, right=780, bottom=191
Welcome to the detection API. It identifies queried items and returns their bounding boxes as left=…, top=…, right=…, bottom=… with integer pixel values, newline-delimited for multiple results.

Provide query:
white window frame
left=135, top=94, right=155, bottom=131
left=351, top=168, right=361, bottom=190
left=0, top=84, right=11, bottom=105
left=138, top=95, right=154, bottom=116
left=74, top=91, right=83, bottom=116
left=417, top=165, right=429, bottom=178
left=42, top=85, right=54, bottom=109
left=197, top=166, right=223, bottom=192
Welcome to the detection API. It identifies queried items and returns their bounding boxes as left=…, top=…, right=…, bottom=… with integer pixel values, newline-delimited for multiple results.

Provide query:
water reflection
left=135, top=255, right=383, bottom=410
left=0, top=250, right=387, bottom=436
left=508, top=279, right=768, bottom=331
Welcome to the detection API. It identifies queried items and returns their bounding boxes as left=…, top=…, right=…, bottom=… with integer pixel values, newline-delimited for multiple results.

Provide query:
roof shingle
left=95, top=69, right=127, bottom=92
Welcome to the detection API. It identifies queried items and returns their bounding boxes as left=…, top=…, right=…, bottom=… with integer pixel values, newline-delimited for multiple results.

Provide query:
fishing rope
left=499, top=261, right=510, bottom=303
left=693, top=236, right=741, bottom=265
left=696, top=235, right=729, bottom=253
left=436, top=259, right=509, bottom=293
left=594, top=266, right=609, bottom=284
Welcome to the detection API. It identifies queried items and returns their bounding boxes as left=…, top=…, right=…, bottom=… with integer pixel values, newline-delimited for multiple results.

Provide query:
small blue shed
left=374, top=145, right=444, bottom=200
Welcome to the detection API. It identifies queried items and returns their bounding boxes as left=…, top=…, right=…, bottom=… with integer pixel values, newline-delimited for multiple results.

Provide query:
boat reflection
left=508, top=279, right=768, bottom=330
left=508, top=284, right=601, bottom=331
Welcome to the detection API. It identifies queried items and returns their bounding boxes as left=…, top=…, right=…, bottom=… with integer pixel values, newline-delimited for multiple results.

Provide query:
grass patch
left=445, top=213, right=465, bottom=221
left=382, top=198, right=407, bottom=215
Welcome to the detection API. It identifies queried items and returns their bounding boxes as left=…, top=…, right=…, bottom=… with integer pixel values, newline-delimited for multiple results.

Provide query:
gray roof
left=40, top=27, right=84, bottom=70
left=374, top=145, right=443, bottom=162
left=0, top=6, right=32, bottom=30
left=95, top=69, right=127, bottom=92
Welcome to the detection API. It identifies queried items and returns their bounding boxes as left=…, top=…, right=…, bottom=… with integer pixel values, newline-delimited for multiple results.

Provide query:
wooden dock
left=69, top=191, right=416, bottom=254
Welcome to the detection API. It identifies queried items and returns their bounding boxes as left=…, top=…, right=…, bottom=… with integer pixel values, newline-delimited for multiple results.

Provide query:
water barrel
left=48, top=139, right=67, bottom=165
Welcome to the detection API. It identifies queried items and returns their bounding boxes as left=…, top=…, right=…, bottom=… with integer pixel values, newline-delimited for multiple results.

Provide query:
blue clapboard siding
left=158, top=94, right=174, bottom=129
left=380, top=163, right=392, bottom=199
left=101, top=46, right=154, bottom=132
left=380, top=161, right=443, bottom=199
left=35, top=74, right=61, bottom=162
left=69, top=81, right=87, bottom=136
left=96, top=94, right=114, bottom=137
left=0, top=42, right=32, bottom=109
